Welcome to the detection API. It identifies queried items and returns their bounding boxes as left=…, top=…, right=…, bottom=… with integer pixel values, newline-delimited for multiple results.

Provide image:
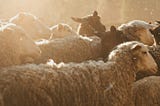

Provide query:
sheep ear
left=93, top=11, right=98, bottom=16
left=156, top=20, right=160, bottom=24
left=110, top=26, right=116, bottom=32
left=149, top=29, right=154, bottom=35
left=131, top=44, right=142, bottom=51
left=71, top=17, right=84, bottom=23
left=57, top=24, right=63, bottom=31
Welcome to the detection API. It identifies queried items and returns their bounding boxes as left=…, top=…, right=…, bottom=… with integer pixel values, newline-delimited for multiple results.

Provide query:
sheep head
left=108, top=41, right=157, bottom=73
left=131, top=43, right=157, bottom=73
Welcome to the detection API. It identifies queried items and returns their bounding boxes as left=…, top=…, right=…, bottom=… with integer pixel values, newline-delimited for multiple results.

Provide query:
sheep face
left=131, top=43, right=157, bottom=73
left=50, top=23, right=77, bottom=39
left=135, top=29, right=155, bottom=46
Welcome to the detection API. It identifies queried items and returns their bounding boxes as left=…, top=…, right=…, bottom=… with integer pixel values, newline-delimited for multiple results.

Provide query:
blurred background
left=0, top=0, right=159, bottom=29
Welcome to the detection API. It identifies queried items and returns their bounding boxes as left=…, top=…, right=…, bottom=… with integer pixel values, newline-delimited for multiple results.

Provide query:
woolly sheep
left=133, top=76, right=160, bottom=106
left=0, top=23, right=41, bottom=67
left=49, top=23, right=77, bottom=39
left=9, top=12, right=51, bottom=40
left=0, top=41, right=157, bottom=106
left=35, top=35, right=102, bottom=63
left=118, top=20, right=155, bottom=46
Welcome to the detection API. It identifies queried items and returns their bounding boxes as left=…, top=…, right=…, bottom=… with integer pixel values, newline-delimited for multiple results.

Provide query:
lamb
left=0, top=41, right=157, bottom=106
left=35, top=35, right=102, bottom=63
left=9, top=12, right=51, bottom=40
left=133, top=76, right=160, bottom=106
left=49, top=23, right=77, bottom=39
left=0, top=23, right=41, bottom=67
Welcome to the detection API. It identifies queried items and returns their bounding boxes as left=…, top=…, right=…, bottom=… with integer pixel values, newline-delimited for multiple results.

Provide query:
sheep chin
left=148, top=67, right=158, bottom=74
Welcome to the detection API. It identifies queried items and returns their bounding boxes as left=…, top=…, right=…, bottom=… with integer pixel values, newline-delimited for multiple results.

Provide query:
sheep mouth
left=148, top=67, right=158, bottom=74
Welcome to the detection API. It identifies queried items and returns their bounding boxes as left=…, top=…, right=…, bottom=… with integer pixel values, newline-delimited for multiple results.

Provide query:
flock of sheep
left=0, top=11, right=160, bottom=106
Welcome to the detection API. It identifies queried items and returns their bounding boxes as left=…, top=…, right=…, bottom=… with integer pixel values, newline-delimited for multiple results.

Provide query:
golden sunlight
left=0, top=0, right=159, bottom=28
left=0, top=1, right=160, bottom=106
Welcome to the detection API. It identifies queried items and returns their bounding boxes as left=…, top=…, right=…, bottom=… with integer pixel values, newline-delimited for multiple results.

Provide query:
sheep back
left=36, top=36, right=102, bottom=63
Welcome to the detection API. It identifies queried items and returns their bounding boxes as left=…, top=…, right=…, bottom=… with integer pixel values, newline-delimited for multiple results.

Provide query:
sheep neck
left=99, top=52, right=136, bottom=105
left=109, top=52, right=136, bottom=83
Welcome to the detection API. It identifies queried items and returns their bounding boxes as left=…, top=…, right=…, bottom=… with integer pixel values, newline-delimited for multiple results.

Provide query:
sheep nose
left=151, top=64, right=158, bottom=74
left=146, top=39, right=154, bottom=46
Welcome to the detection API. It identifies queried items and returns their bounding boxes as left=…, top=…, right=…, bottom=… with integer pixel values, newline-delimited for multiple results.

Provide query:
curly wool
left=0, top=41, right=149, bottom=106
left=35, top=35, right=102, bottom=63
left=133, top=76, right=160, bottom=106
left=118, top=20, right=155, bottom=31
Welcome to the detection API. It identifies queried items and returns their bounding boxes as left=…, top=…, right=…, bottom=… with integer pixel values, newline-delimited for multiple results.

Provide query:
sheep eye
left=142, top=51, right=147, bottom=54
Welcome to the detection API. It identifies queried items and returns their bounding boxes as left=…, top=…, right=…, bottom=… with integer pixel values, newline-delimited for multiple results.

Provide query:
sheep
left=0, top=23, right=41, bottom=67
left=35, top=35, right=102, bottom=64
left=133, top=76, right=160, bottom=106
left=9, top=12, right=51, bottom=40
left=118, top=20, right=155, bottom=46
left=49, top=23, right=77, bottom=39
left=0, top=41, right=157, bottom=106
left=71, top=11, right=106, bottom=37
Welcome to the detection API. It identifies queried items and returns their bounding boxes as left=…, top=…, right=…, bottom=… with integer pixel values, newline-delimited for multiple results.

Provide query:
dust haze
left=0, top=0, right=159, bottom=29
